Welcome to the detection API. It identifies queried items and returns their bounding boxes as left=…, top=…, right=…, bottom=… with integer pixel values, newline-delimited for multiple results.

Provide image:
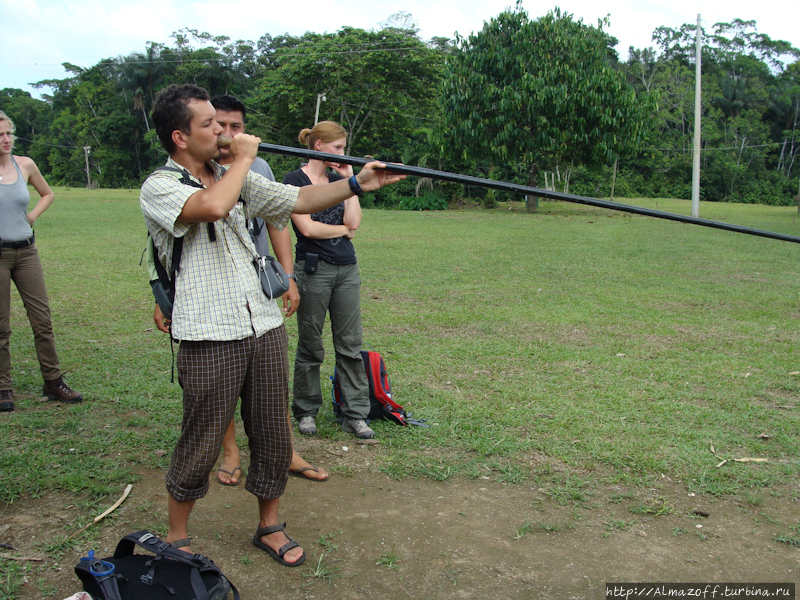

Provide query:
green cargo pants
left=292, top=260, right=370, bottom=421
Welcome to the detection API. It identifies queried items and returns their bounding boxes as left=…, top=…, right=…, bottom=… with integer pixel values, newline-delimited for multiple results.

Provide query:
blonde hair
left=0, top=111, right=15, bottom=133
left=298, top=121, right=347, bottom=149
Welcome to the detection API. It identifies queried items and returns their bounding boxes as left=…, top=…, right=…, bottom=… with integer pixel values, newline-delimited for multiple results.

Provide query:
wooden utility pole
left=691, top=14, right=702, bottom=218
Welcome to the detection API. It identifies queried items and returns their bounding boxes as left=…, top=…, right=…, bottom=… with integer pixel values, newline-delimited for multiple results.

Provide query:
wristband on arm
left=348, top=175, right=364, bottom=197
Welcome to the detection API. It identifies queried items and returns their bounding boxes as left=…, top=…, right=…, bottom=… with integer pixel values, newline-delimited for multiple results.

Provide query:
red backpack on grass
left=331, top=350, right=427, bottom=427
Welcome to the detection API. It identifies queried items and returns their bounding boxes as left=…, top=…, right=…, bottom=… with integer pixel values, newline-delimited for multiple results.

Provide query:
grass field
left=1, top=187, right=799, bottom=510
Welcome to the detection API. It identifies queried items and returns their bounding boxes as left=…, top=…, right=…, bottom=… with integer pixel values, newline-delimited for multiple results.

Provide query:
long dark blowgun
left=217, top=135, right=800, bottom=244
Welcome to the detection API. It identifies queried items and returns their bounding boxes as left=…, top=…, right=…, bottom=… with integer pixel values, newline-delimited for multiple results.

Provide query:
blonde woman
left=285, top=121, right=373, bottom=439
left=0, top=111, right=82, bottom=411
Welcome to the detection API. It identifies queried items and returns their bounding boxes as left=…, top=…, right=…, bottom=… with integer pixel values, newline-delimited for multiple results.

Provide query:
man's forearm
left=267, top=225, right=294, bottom=272
left=178, top=161, right=252, bottom=222
left=294, top=178, right=355, bottom=215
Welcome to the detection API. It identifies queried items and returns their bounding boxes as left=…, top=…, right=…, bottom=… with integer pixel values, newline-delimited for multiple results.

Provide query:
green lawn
left=1, top=188, right=799, bottom=506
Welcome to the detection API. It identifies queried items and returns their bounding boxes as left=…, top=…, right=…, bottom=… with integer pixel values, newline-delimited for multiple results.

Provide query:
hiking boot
left=342, top=418, right=375, bottom=439
left=0, top=390, right=13, bottom=412
left=43, top=376, right=83, bottom=404
left=298, top=416, right=317, bottom=436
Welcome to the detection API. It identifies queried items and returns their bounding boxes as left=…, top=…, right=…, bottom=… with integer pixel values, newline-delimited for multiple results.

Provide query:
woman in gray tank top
left=0, top=111, right=82, bottom=411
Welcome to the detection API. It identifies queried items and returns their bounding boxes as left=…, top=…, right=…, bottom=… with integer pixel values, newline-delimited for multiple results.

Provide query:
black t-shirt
left=283, top=168, right=357, bottom=265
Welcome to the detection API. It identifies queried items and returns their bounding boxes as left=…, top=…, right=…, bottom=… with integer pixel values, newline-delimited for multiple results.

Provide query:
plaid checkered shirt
left=140, top=157, right=298, bottom=341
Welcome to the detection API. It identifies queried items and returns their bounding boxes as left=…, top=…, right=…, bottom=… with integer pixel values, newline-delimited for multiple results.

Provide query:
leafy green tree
left=0, top=89, right=53, bottom=161
left=625, top=47, right=660, bottom=93
left=439, top=4, right=653, bottom=191
left=767, top=63, right=800, bottom=178
left=643, top=18, right=799, bottom=202
left=710, top=19, right=799, bottom=73
left=615, top=57, right=696, bottom=198
left=701, top=107, right=772, bottom=200
left=165, top=28, right=257, bottom=98
left=249, top=24, right=445, bottom=159
left=34, top=61, right=148, bottom=187
left=6, top=17, right=793, bottom=203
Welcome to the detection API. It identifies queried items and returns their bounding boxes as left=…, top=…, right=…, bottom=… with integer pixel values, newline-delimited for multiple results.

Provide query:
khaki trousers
left=0, top=244, right=61, bottom=389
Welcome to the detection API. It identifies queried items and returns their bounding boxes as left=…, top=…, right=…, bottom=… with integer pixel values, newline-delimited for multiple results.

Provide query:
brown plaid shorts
left=165, top=325, right=291, bottom=501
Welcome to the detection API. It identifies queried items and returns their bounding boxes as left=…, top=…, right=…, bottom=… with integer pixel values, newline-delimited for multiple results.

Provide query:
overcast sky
left=3, top=0, right=798, bottom=99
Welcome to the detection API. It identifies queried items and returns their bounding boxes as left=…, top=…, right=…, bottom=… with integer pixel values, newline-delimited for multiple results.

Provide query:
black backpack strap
left=151, top=237, right=180, bottom=295
left=151, top=167, right=217, bottom=243
left=190, top=568, right=211, bottom=600
left=93, top=572, right=123, bottom=600
left=113, top=531, right=207, bottom=567
left=112, top=530, right=153, bottom=558
left=152, top=166, right=205, bottom=190
left=170, top=237, right=184, bottom=282
left=150, top=236, right=182, bottom=382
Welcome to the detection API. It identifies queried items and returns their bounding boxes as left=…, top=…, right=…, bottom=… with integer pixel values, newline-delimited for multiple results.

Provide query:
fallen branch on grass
left=66, top=484, right=133, bottom=541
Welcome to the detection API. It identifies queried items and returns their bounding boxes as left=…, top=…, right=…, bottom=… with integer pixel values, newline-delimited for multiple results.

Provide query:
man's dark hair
left=152, top=84, right=210, bottom=153
left=210, top=95, right=247, bottom=120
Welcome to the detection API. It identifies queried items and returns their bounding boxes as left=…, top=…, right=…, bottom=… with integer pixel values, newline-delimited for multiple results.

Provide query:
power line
left=15, top=136, right=77, bottom=149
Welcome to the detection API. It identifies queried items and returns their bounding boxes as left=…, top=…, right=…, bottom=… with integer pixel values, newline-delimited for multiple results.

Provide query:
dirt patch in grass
left=3, top=447, right=799, bottom=600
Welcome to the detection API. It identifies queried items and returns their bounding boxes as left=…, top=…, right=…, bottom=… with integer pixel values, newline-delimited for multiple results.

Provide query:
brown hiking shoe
left=43, top=377, right=83, bottom=404
left=0, top=389, right=13, bottom=412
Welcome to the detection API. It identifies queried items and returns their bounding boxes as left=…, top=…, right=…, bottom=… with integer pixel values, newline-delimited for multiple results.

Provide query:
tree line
left=1, top=6, right=798, bottom=208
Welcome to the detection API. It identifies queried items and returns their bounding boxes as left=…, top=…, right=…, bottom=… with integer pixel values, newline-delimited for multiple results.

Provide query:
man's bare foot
left=288, top=453, right=328, bottom=481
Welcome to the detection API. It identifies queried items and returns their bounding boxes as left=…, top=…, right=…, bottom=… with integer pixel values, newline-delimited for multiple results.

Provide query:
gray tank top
left=0, top=157, right=34, bottom=242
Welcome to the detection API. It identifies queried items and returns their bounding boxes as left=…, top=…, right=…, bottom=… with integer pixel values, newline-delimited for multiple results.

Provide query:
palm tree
left=119, top=43, right=166, bottom=132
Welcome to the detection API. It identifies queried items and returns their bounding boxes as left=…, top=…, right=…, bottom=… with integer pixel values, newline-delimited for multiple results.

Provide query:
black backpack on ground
left=75, top=530, right=238, bottom=600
